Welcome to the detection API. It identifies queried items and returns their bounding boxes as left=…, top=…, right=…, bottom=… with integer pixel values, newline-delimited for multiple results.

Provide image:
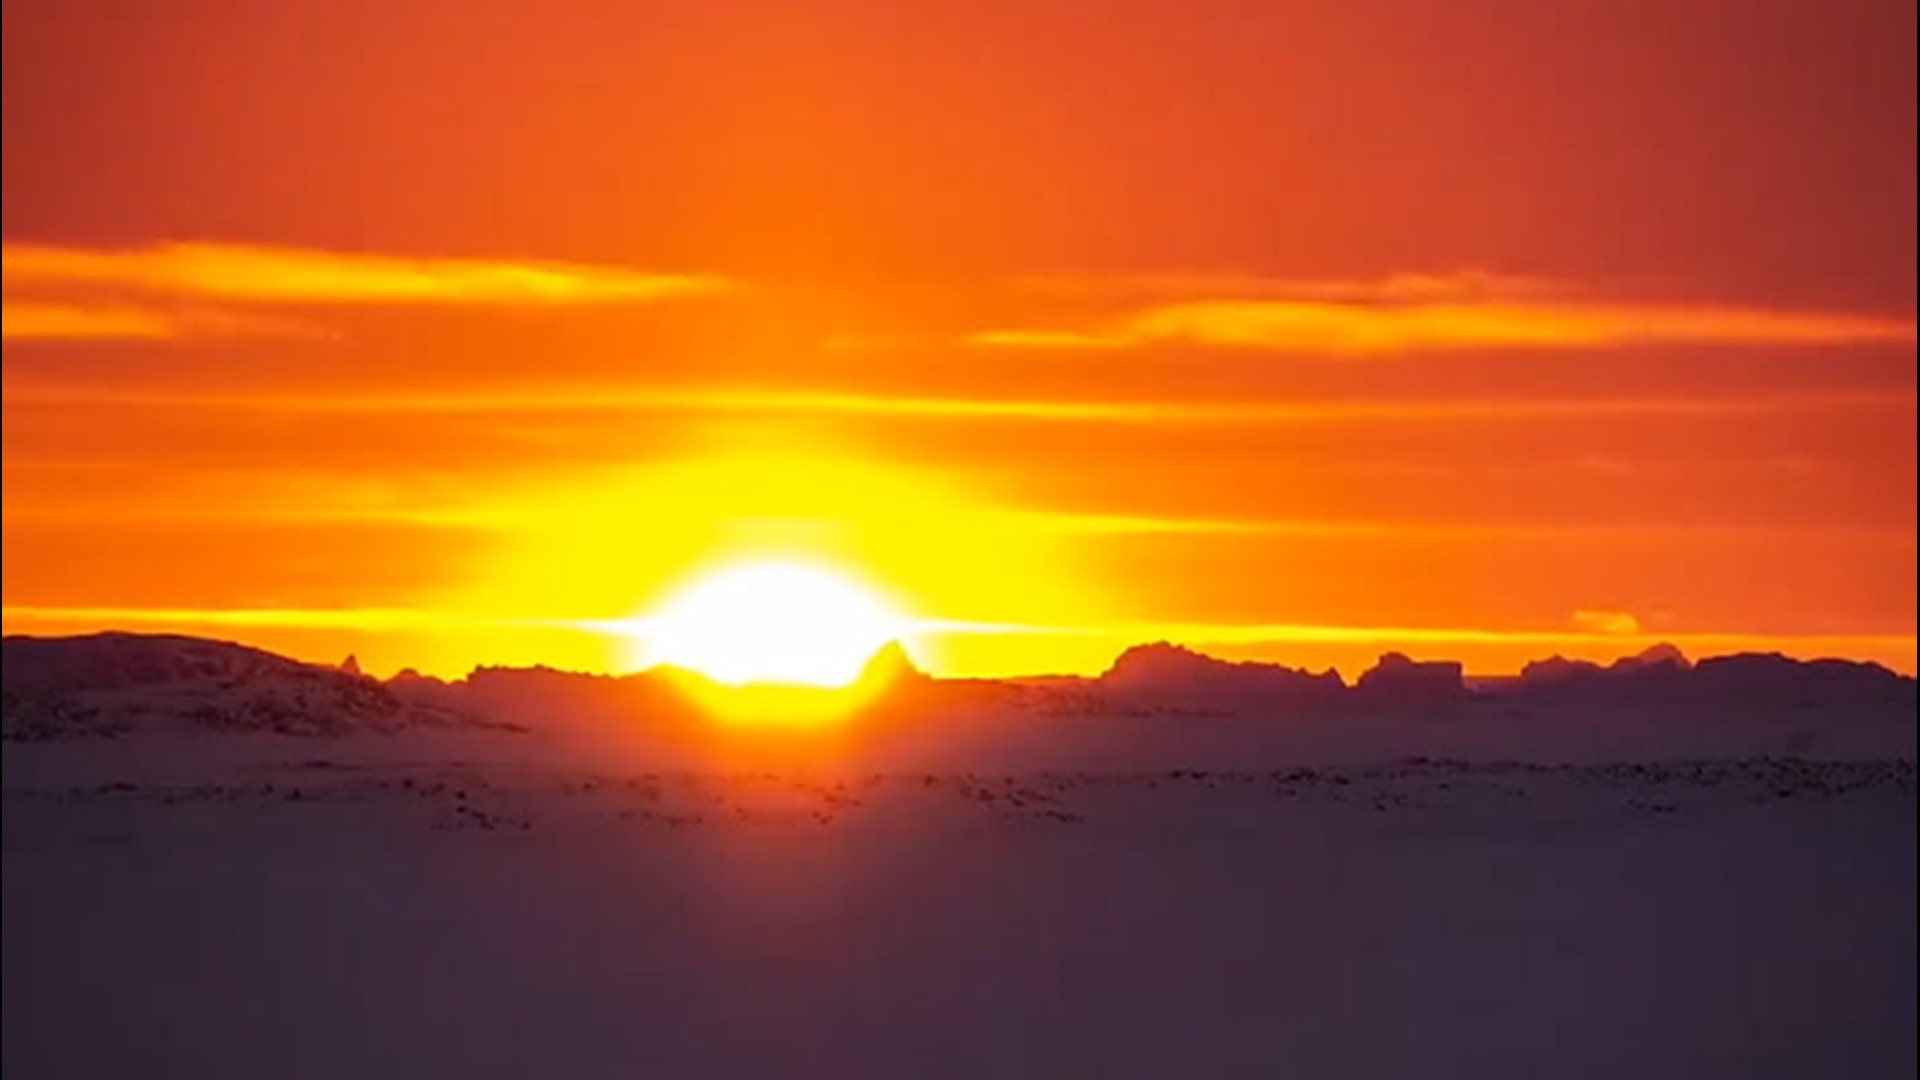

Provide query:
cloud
left=0, top=605, right=561, bottom=631
left=918, top=617, right=1917, bottom=652
left=1288, top=271, right=1565, bottom=303
left=7, top=382, right=1896, bottom=424
left=961, top=330, right=1138, bottom=349
left=970, top=271, right=1917, bottom=354
left=2, top=300, right=328, bottom=342
left=3, top=241, right=734, bottom=306
left=0, top=241, right=735, bottom=340
left=10, top=605, right=1909, bottom=660
left=909, top=617, right=1918, bottom=654
left=1124, top=300, right=1917, bottom=352
left=3, top=301, right=189, bottom=341
left=1570, top=609, right=1643, bottom=636
left=1014, top=269, right=1563, bottom=303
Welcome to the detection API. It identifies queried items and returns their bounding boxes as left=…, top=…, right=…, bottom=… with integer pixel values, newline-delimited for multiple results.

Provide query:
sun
left=634, top=560, right=905, bottom=688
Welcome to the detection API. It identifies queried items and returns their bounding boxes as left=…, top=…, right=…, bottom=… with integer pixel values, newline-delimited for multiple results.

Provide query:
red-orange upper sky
left=3, top=0, right=1915, bottom=678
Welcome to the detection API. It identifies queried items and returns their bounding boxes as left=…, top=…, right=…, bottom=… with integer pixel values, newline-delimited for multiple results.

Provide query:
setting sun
left=631, top=561, right=905, bottom=688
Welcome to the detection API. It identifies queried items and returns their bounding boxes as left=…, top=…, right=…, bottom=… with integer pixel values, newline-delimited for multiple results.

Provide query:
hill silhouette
left=1102, top=642, right=1346, bottom=707
left=0, top=632, right=507, bottom=741
left=3, top=630, right=1912, bottom=747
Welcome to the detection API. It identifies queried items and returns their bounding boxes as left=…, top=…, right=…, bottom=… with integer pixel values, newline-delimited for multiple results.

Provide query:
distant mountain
left=389, top=667, right=448, bottom=690
left=1512, top=643, right=1911, bottom=708
left=1100, top=644, right=1476, bottom=714
left=1522, top=643, right=1692, bottom=687
left=3, top=631, right=1912, bottom=743
left=433, top=663, right=698, bottom=733
left=1101, top=642, right=1346, bottom=708
left=1617, top=642, right=1691, bottom=671
left=1518, top=643, right=1692, bottom=699
left=1518, top=655, right=1605, bottom=685
left=392, top=642, right=939, bottom=741
left=0, top=632, right=501, bottom=741
left=1690, top=653, right=1916, bottom=707
left=1355, top=652, right=1468, bottom=707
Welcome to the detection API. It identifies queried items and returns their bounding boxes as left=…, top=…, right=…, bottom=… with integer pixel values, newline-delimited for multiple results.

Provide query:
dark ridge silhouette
left=388, top=667, right=446, bottom=689
left=1689, top=653, right=1917, bottom=707
left=447, top=662, right=703, bottom=734
left=1619, top=642, right=1692, bottom=671
left=1522, top=642, right=1691, bottom=685
left=1101, top=642, right=1347, bottom=707
left=1518, top=643, right=1694, bottom=701
left=3, top=632, right=312, bottom=694
left=1519, top=654, right=1605, bottom=684
left=1354, top=652, right=1468, bottom=707
left=1512, top=645, right=1912, bottom=708
left=0, top=632, right=506, bottom=741
left=2, top=631, right=1913, bottom=742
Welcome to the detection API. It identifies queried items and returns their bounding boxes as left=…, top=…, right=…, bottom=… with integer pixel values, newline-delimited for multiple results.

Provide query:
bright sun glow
left=635, top=561, right=904, bottom=687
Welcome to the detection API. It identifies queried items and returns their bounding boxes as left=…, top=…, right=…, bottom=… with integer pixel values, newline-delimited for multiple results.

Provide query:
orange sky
left=3, top=0, right=1915, bottom=679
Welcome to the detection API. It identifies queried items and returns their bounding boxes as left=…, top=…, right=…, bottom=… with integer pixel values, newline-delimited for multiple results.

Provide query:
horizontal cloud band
left=2, top=241, right=733, bottom=339
left=969, top=272, right=1916, bottom=353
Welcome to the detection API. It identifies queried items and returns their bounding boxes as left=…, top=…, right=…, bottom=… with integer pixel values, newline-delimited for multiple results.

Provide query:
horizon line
left=2, top=613, right=1914, bottom=681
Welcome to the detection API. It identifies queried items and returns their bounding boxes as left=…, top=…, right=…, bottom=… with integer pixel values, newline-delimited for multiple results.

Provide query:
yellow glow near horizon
left=455, top=447, right=1113, bottom=680
left=630, top=560, right=906, bottom=687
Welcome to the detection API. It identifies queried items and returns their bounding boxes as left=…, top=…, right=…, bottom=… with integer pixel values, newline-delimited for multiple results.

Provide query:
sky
left=3, top=0, right=1916, bottom=679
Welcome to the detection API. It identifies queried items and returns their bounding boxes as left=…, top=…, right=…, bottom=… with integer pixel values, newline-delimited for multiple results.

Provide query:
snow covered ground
left=4, top=731, right=1914, bottom=1079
